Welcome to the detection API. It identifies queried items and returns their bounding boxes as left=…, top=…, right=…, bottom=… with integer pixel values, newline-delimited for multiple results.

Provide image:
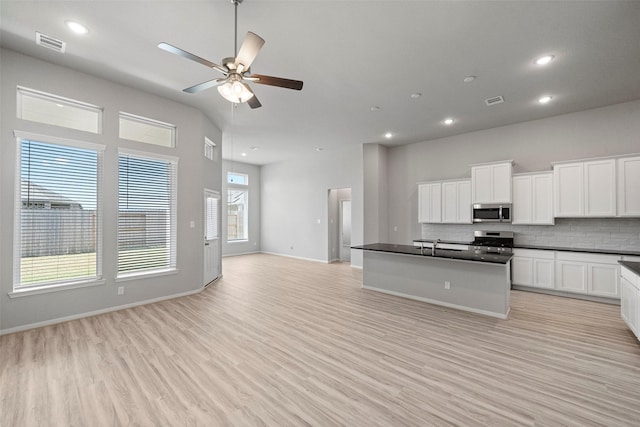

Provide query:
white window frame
left=226, top=171, right=249, bottom=243
left=16, top=86, right=103, bottom=134
left=204, top=137, right=217, bottom=161
left=116, top=148, right=178, bottom=280
left=119, top=112, right=176, bottom=148
left=11, top=130, right=105, bottom=297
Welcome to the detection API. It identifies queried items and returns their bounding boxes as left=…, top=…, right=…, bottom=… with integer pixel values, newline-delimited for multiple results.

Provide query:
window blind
left=16, top=137, right=102, bottom=288
left=205, top=194, right=219, bottom=240
left=118, top=151, right=177, bottom=275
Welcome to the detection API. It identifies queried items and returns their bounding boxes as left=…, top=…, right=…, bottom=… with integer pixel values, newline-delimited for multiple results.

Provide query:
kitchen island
left=352, top=243, right=512, bottom=319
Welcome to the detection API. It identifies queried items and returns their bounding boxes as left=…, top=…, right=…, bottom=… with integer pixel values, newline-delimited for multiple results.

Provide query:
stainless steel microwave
left=472, top=203, right=512, bottom=223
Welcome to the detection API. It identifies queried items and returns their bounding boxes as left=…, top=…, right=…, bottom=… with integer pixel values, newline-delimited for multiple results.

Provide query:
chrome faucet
left=432, top=238, right=440, bottom=256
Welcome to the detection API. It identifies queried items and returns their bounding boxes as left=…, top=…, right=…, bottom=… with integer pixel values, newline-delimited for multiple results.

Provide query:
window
left=14, top=131, right=104, bottom=290
left=227, top=172, right=248, bottom=185
left=205, top=192, right=219, bottom=240
left=227, top=189, right=248, bottom=241
left=118, top=149, right=177, bottom=276
left=119, top=112, right=176, bottom=147
left=204, top=137, right=218, bottom=161
left=17, top=86, right=103, bottom=134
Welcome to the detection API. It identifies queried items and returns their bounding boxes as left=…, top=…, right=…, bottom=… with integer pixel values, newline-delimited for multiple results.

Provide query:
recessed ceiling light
left=370, top=106, right=380, bottom=111
left=385, top=132, right=393, bottom=139
left=463, top=76, right=476, bottom=83
left=535, top=55, right=554, bottom=66
left=444, top=118, right=454, bottom=125
left=241, top=152, right=247, bottom=157
left=65, top=21, right=89, bottom=35
left=538, top=95, right=553, bottom=104
left=410, top=93, right=422, bottom=99
left=316, top=147, right=324, bottom=152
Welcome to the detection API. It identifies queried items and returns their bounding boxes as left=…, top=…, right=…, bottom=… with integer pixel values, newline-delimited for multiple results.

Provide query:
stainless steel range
left=472, top=230, right=514, bottom=254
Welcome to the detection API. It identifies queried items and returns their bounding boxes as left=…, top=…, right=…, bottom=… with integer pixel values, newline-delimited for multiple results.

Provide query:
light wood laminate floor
left=2, top=253, right=640, bottom=426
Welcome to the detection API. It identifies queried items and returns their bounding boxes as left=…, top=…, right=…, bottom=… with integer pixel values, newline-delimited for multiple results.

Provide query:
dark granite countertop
left=413, top=239, right=471, bottom=245
left=352, top=243, right=512, bottom=265
left=514, top=244, right=640, bottom=257
left=619, top=261, right=640, bottom=276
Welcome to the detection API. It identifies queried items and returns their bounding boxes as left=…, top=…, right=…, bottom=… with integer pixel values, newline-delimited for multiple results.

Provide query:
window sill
left=9, top=278, right=106, bottom=299
left=116, top=268, right=178, bottom=282
left=227, top=240, right=249, bottom=244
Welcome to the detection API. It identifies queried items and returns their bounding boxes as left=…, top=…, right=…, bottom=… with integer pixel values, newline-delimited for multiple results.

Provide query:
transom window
left=119, top=112, right=176, bottom=148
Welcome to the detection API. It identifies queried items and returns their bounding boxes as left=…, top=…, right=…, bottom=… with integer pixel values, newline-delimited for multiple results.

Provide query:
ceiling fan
left=158, top=0, right=303, bottom=109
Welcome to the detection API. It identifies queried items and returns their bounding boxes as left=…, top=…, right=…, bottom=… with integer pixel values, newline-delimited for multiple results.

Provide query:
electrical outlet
left=444, top=281, right=451, bottom=290
left=117, top=286, right=124, bottom=295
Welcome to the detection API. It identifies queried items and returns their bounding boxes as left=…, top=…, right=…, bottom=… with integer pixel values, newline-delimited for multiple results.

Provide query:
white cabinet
left=555, top=252, right=620, bottom=297
left=511, top=249, right=554, bottom=289
left=471, top=161, right=512, bottom=203
left=512, top=172, right=554, bottom=225
left=620, top=266, right=639, bottom=338
left=554, top=159, right=616, bottom=217
left=418, top=182, right=441, bottom=223
left=617, top=156, right=640, bottom=217
left=442, top=180, right=471, bottom=224
left=419, top=180, right=471, bottom=224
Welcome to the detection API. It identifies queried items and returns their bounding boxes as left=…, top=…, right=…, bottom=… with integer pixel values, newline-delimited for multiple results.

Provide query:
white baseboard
left=222, top=251, right=260, bottom=258
left=0, top=287, right=205, bottom=336
left=260, top=251, right=328, bottom=263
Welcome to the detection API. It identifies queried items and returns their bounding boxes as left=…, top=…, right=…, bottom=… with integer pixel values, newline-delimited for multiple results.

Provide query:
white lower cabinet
left=513, top=250, right=621, bottom=298
left=511, top=249, right=554, bottom=289
left=555, top=252, right=620, bottom=297
left=620, top=266, right=639, bottom=339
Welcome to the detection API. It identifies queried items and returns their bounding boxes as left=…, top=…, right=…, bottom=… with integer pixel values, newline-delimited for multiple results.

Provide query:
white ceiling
left=2, top=1, right=640, bottom=165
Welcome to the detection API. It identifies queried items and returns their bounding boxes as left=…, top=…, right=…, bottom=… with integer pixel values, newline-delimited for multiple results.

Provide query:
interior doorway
left=328, top=188, right=352, bottom=263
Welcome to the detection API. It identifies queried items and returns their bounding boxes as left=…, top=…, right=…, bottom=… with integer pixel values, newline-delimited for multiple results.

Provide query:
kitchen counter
left=353, top=243, right=511, bottom=319
left=355, top=243, right=512, bottom=264
left=619, top=261, right=640, bottom=276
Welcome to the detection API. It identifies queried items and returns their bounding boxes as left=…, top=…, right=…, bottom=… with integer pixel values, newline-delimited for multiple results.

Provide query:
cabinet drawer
left=556, top=251, right=620, bottom=264
left=513, top=248, right=554, bottom=259
left=621, top=266, right=640, bottom=288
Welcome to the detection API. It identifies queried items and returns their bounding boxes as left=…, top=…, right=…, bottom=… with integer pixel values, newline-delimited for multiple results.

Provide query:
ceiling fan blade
left=234, top=32, right=265, bottom=72
left=251, top=74, right=303, bottom=91
left=246, top=85, right=262, bottom=109
left=184, top=77, right=227, bottom=94
left=158, top=42, right=227, bottom=75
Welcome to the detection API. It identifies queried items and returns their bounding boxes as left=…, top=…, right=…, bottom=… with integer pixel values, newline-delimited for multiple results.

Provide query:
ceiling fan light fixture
left=217, top=77, right=254, bottom=103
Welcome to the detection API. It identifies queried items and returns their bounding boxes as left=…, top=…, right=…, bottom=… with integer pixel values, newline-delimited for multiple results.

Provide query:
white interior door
left=204, top=190, right=220, bottom=286
left=340, top=200, right=352, bottom=261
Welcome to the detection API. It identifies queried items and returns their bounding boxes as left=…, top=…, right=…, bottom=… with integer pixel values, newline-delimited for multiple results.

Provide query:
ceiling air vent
left=484, top=95, right=505, bottom=106
left=35, top=32, right=66, bottom=53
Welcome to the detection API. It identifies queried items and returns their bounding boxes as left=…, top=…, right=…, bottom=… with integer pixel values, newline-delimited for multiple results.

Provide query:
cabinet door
left=418, top=183, right=441, bottom=223
left=471, top=165, right=492, bottom=203
left=442, top=181, right=458, bottom=223
left=556, top=260, right=587, bottom=293
left=584, top=159, right=616, bottom=217
left=492, top=163, right=512, bottom=203
left=457, top=180, right=472, bottom=223
left=620, top=276, right=639, bottom=335
left=617, top=156, right=640, bottom=217
left=554, top=163, right=583, bottom=217
left=511, top=257, right=533, bottom=286
left=512, top=175, right=532, bottom=224
left=533, top=258, right=555, bottom=289
left=588, top=262, right=619, bottom=298
left=532, top=173, right=554, bottom=224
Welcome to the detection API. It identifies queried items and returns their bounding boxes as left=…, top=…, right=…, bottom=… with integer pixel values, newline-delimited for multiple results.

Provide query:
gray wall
left=221, top=160, right=261, bottom=256
left=363, top=144, right=389, bottom=244
left=260, top=144, right=363, bottom=266
left=385, top=100, right=640, bottom=246
left=0, top=49, right=222, bottom=333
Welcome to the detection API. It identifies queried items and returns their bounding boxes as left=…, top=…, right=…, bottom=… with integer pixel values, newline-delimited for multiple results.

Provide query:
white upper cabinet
left=512, top=172, right=554, bottom=225
left=554, top=159, right=616, bottom=217
left=471, top=161, right=513, bottom=203
left=617, top=155, right=640, bottom=216
left=442, top=180, right=472, bottom=224
left=419, top=180, right=471, bottom=224
left=418, top=182, right=442, bottom=223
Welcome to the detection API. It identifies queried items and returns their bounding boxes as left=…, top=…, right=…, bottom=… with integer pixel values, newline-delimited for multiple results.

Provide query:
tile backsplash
left=421, top=218, right=640, bottom=252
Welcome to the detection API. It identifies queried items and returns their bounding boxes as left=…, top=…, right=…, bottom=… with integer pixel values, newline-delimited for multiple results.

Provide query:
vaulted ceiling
left=2, top=1, right=640, bottom=165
